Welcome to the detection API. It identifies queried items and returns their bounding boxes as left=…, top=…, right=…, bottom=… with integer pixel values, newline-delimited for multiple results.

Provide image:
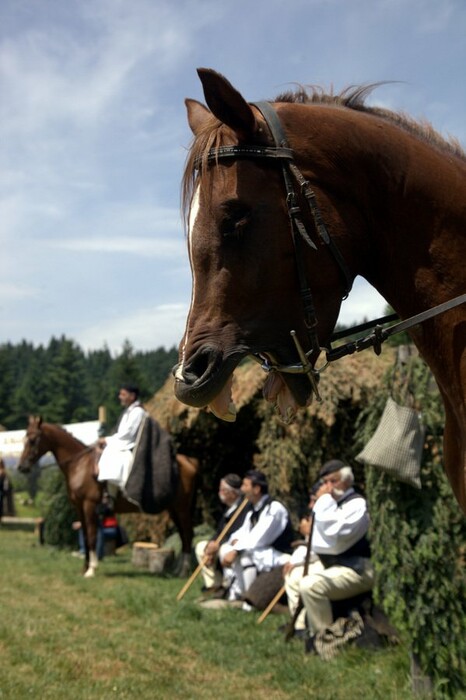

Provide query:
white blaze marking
left=176, top=185, right=201, bottom=380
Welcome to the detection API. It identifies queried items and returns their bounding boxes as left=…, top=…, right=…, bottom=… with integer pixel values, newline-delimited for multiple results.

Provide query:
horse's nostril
left=177, top=347, right=220, bottom=385
left=190, top=350, right=215, bottom=379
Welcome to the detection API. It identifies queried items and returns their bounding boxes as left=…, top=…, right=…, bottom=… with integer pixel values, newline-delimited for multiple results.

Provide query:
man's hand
left=221, top=550, right=238, bottom=567
left=299, top=517, right=311, bottom=537
left=282, top=561, right=295, bottom=577
left=204, top=540, right=219, bottom=556
left=315, top=481, right=333, bottom=500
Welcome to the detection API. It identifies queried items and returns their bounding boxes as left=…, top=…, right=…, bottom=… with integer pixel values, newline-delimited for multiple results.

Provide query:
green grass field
left=0, top=528, right=430, bottom=700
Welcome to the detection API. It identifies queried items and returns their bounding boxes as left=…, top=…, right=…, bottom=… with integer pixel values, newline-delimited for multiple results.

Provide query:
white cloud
left=77, top=302, right=189, bottom=352
left=0, top=282, right=38, bottom=302
left=1, top=0, right=465, bottom=353
left=51, top=235, right=184, bottom=257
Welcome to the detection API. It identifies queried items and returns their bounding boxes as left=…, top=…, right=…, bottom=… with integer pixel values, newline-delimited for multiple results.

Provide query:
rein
left=196, top=102, right=466, bottom=398
left=326, top=294, right=466, bottom=363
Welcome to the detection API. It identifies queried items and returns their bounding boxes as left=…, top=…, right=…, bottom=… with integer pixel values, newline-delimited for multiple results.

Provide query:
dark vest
left=250, top=496, right=295, bottom=554
left=318, top=491, right=371, bottom=572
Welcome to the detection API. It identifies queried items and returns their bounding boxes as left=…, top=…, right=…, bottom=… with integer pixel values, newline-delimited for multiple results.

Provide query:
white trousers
left=194, top=540, right=223, bottom=589
left=284, top=564, right=308, bottom=630
left=297, top=558, right=374, bottom=634
left=97, top=447, right=133, bottom=489
left=219, top=544, right=289, bottom=600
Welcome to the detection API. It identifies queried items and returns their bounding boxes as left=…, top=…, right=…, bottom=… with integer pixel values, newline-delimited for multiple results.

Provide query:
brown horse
left=17, top=416, right=199, bottom=577
left=173, top=68, right=466, bottom=513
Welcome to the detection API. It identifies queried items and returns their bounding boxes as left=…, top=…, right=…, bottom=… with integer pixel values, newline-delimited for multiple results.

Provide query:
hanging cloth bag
left=356, top=349, right=425, bottom=489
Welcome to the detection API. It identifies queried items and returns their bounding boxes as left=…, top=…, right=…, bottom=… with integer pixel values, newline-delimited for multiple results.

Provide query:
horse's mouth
left=17, top=462, right=31, bottom=474
left=174, top=346, right=245, bottom=422
left=174, top=345, right=313, bottom=423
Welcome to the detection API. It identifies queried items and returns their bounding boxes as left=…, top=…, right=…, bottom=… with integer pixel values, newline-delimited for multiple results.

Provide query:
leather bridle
left=194, top=101, right=466, bottom=402
left=195, top=101, right=351, bottom=401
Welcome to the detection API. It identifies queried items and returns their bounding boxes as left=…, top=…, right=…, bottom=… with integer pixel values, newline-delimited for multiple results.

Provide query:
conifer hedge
left=355, top=355, right=466, bottom=698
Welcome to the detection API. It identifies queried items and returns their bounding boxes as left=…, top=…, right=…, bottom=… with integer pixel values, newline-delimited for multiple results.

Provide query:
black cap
left=222, top=473, right=242, bottom=490
left=319, top=459, right=346, bottom=478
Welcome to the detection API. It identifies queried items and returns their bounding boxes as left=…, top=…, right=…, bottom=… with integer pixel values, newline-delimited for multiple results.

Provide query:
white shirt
left=229, top=495, right=289, bottom=552
left=311, top=488, right=369, bottom=555
left=104, top=401, right=146, bottom=452
left=98, top=401, right=146, bottom=486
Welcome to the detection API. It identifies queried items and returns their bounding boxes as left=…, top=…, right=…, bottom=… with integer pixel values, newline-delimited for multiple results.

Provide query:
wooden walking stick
left=257, top=584, right=286, bottom=624
left=284, top=513, right=315, bottom=641
left=176, top=497, right=249, bottom=601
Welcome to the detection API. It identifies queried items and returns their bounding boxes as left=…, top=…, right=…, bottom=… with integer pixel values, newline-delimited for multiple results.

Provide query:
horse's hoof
left=83, top=568, right=96, bottom=578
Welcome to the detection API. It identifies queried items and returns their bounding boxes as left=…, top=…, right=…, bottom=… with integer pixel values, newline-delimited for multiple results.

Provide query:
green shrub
left=40, top=468, right=77, bottom=548
left=355, top=354, right=466, bottom=698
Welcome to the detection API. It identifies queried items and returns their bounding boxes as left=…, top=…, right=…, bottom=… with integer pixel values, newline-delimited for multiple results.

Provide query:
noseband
left=195, top=101, right=353, bottom=402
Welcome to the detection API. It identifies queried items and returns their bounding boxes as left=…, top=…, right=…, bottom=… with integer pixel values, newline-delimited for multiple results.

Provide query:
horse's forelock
left=182, top=118, right=229, bottom=230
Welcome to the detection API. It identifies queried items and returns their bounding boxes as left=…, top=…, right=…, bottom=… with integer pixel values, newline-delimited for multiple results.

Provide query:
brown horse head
left=17, top=415, right=48, bottom=472
left=174, top=69, right=358, bottom=422
left=175, top=68, right=466, bottom=513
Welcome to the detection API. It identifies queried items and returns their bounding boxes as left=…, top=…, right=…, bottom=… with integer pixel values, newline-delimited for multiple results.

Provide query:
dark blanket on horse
left=124, top=415, right=178, bottom=514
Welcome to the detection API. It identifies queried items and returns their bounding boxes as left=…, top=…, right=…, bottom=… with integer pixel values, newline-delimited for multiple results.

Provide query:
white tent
left=0, top=421, right=101, bottom=468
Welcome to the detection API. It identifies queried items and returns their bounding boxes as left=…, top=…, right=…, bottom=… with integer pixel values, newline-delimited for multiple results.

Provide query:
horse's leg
left=169, top=455, right=199, bottom=577
left=81, top=500, right=99, bottom=578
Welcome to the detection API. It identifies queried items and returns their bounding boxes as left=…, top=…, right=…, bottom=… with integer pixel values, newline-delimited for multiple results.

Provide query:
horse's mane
left=275, top=83, right=465, bottom=161
left=182, top=83, right=465, bottom=226
left=45, top=422, right=86, bottom=448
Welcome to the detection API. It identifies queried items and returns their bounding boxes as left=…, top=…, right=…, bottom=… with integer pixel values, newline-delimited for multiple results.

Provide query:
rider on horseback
left=96, top=383, right=146, bottom=492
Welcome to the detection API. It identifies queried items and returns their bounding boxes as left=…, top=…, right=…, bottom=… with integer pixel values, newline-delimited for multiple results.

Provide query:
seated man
left=97, top=383, right=146, bottom=490
left=220, top=469, right=294, bottom=605
left=195, top=473, right=249, bottom=594
left=286, top=459, right=374, bottom=652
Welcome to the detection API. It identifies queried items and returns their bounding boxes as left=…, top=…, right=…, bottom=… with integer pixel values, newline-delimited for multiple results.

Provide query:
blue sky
left=1, top=0, right=465, bottom=353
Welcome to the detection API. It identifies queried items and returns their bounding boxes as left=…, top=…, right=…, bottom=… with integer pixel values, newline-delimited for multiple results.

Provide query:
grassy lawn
left=11, top=491, right=43, bottom=519
left=0, top=528, right=428, bottom=700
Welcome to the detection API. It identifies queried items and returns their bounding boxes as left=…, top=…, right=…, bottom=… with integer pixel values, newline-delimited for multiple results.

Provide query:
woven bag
left=356, top=396, right=424, bottom=489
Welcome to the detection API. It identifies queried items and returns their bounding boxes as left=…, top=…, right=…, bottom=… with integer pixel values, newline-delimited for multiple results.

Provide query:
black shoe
left=199, top=586, right=227, bottom=601
left=278, top=624, right=307, bottom=640
left=293, top=629, right=307, bottom=640
left=305, top=634, right=317, bottom=655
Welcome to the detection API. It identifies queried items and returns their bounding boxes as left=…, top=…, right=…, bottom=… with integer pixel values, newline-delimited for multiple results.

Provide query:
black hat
left=319, top=459, right=346, bottom=478
left=222, top=473, right=242, bottom=490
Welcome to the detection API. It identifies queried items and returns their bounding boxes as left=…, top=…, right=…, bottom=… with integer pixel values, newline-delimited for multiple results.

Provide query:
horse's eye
left=220, top=202, right=251, bottom=239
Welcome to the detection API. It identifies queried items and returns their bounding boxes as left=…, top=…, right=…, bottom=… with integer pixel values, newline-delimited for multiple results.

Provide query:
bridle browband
left=194, top=101, right=466, bottom=401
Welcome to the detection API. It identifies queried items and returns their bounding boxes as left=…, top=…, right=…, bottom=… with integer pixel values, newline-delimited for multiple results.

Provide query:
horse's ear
left=185, top=99, right=211, bottom=136
left=196, top=68, right=257, bottom=138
